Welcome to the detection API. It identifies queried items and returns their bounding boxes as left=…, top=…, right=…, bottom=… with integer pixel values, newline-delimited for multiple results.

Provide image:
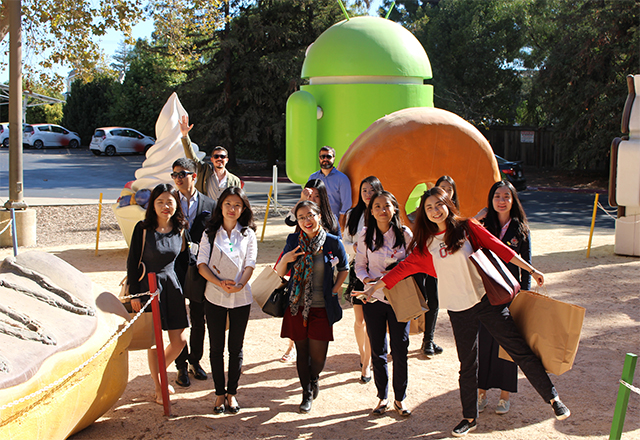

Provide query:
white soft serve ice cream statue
left=113, top=92, right=205, bottom=246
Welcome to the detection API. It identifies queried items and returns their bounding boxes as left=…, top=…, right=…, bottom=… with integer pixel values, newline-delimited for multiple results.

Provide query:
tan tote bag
left=499, top=290, right=585, bottom=375
left=383, top=277, right=429, bottom=323
left=251, top=265, right=286, bottom=309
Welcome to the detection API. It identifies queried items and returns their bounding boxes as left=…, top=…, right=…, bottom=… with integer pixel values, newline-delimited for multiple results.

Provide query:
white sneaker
left=495, top=399, right=510, bottom=415
left=478, top=395, right=488, bottom=413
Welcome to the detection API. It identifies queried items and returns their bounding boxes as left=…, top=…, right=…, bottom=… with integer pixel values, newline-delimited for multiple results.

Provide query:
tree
left=522, top=0, right=639, bottom=170
left=61, top=73, right=120, bottom=144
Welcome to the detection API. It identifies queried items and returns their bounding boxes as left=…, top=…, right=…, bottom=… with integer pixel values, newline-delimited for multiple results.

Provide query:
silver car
left=90, top=127, right=155, bottom=156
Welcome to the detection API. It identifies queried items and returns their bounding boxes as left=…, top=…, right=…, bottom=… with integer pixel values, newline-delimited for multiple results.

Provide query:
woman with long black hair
left=198, top=186, right=257, bottom=415
left=343, top=175, right=383, bottom=382
left=363, top=187, right=570, bottom=437
left=284, top=179, right=340, bottom=236
left=477, top=180, right=532, bottom=415
left=128, top=183, right=189, bottom=405
left=354, top=191, right=413, bottom=416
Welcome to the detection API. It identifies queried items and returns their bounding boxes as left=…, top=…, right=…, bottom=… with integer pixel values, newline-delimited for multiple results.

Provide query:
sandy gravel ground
left=2, top=208, right=639, bottom=440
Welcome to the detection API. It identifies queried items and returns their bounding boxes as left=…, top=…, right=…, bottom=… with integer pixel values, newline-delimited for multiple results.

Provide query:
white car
left=90, top=127, right=155, bottom=156
left=23, top=124, right=81, bottom=149
left=0, top=123, right=9, bottom=147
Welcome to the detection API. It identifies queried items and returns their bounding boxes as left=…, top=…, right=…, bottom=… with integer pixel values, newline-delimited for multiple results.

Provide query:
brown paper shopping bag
left=499, top=290, right=585, bottom=375
left=251, top=265, right=285, bottom=308
left=383, top=277, right=429, bottom=323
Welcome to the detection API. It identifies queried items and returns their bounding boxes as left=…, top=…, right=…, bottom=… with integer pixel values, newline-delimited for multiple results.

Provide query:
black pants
left=363, top=300, right=410, bottom=402
left=204, top=301, right=251, bottom=396
left=414, top=274, right=439, bottom=344
left=448, top=295, right=557, bottom=419
left=175, top=299, right=206, bottom=370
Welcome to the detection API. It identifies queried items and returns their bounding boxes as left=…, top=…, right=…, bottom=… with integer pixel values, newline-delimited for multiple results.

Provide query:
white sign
left=521, top=131, right=535, bottom=143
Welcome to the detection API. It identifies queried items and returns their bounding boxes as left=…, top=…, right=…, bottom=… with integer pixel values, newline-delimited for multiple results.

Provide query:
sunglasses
left=319, top=154, right=333, bottom=160
left=212, top=154, right=227, bottom=159
left=170, top=171, right=194, bottom=179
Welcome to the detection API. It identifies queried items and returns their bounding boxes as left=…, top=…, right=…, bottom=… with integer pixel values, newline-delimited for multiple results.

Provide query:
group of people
left=126, top=126, right=571, bottom=437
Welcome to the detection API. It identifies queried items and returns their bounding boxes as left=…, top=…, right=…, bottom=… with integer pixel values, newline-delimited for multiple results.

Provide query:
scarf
left=289, top=228, right=326, bottom=325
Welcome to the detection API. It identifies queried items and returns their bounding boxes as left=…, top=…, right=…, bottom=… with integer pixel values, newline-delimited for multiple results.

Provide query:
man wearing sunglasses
left=171, top=158, right=217, bottom=388
left=179, top=115, right=242, bottom=201
left=308, top=145, right=352, bottom=229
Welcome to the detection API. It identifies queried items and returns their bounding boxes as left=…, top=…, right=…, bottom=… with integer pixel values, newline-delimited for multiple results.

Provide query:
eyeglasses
left=170, top=171, right=194, bottom=179
left=297, top=213, right=317, bottom=222
left=212, top=154, right=227, bottom=159
left=319, top=154, right=333, bottom=160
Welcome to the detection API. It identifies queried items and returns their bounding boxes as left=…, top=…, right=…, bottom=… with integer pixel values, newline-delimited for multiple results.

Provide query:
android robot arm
left=286, top=90, right=319, bottom=184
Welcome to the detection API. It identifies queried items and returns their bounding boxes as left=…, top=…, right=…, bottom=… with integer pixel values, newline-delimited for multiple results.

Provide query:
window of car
left=50, top=126, right=64, bottom=134
left=110, top=129, right=124, bottom=137
left=24, top=126, right=34, bottom=133
left=37, top=126, right=50, bottom=132
left=94, top=129, right=105, bottom=137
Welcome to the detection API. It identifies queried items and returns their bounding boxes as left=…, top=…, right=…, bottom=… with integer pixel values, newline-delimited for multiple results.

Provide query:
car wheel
left=34, top=140, right=44, bottom=149
left=91, top=150, right=102, bottom=156
left=144, top=144, right=153, bottom=154
left=105, top=145, right=116, bottom=156
left=69, top=139, right=79, bottom=149
left=2, top=139, right=8, bottom=148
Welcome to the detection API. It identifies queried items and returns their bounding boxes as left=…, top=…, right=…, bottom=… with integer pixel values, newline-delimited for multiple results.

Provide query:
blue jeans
left=448, top=295, right=557, bottom=419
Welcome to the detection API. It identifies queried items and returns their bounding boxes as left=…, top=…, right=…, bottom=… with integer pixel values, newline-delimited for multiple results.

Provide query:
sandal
left=280, top=352, right=295, bottom=362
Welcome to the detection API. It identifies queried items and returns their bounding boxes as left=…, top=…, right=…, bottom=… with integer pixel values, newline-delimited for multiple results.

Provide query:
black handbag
left=262, top=282, right=290, bottom=317
left=184, top=235, right=213, bottom=303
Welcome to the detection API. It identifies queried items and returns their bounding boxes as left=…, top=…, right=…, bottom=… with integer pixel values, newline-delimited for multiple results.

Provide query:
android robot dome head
left=301, top=16, right=432, bottom=83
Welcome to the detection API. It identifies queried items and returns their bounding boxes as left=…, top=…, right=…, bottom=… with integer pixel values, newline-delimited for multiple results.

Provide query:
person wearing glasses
left=308, top=146, right=352, bottom=230
left=275, top=200, right=348, bottom=414
left=170, top=158, right=216, bottom=389
left=179, top=115, right=242, bottom=201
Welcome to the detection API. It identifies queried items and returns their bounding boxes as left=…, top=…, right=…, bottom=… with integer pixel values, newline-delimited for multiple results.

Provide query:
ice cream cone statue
left=610, top=74, right=640, bottom=256
left=113, top=93, right=206, bottom=246
left=0, top=252, right=131, bottom=439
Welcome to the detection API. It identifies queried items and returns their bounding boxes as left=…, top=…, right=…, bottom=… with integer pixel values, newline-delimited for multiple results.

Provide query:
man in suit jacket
left=171, top=158, right=217, bottom=387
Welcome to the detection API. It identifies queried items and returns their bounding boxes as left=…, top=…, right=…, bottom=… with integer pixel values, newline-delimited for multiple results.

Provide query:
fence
left=478, top=126, right=558, bottom=168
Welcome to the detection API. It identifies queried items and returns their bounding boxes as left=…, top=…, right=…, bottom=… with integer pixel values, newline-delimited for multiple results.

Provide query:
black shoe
left=394, top=400, right=411, bottom=417
left=299, top=391, right=313, bottom=414
left=175, top=366, right=190, bottom=387
left=551, top=399, right=570, bottom=420
left=360, top=375, right=372, bottom=384
left=452, top=419, right=477, bottom=437
left=189, top=362, right=208, bottom=380
left=213, top=396, right=225, bottom=414
left=372, top=400, right=389, bottom=415
left=422, top=341, right=444, bottom=356
left=226, top=395, right=240, bottom=414
left=310, top=377, right=319, bottom=399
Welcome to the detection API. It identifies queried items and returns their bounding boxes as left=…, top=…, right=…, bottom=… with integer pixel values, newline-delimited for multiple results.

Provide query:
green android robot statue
left=286, top=16, right=434, bottom=185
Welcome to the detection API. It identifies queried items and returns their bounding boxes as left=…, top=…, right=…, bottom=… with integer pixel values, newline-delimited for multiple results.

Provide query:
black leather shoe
left=189, top=362, right=208, bottom=380
left=175, top=366, right=190, bottom=387
left=299, top=391, right=313, bottom=414
left=310, top=377, right=319, bottom=399
left=422, top=341, right=444, bottom=356
left=226, top=395, right=240, bottom=414
left=213, top=396, right=225, bottom=414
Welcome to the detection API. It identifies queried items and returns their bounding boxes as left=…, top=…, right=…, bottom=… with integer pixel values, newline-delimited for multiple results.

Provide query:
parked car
left=0, top=123, right=9, bottom=147
left=90, top=127, right=155, bottom=156
left=23, top=124, right=81, bottom=149
left=495, top=154, right=526, bottom=191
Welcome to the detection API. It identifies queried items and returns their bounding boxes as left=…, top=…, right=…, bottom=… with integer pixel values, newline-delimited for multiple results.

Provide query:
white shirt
left=427, top=232, right=485, bottom=312
left=342, top=210, right=365, bottom=259
left=207, top=170, right=228, bottom=199
left=179, top=190, right=198, bottom=228
left=355, top=226, right=413, bottom=303
left=198, top=224, right=257, bottom=308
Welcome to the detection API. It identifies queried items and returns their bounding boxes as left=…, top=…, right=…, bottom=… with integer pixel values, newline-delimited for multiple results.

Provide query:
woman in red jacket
left=363, top=187, right=570, bottom=437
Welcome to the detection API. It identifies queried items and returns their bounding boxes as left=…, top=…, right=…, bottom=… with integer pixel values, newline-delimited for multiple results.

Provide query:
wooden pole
left=610, top=353, right=637, bottom=440
left=586, top=193, right=599, bottom=258
left=148, top=273, right=171, bottom=416
left=261, top=185, right=273, bottom=243
left=95, top=193, right=103, bottom=256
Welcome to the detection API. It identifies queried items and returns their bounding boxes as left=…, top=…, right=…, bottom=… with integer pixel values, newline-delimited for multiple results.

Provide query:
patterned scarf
left=289, top=228, right=326, bottom=325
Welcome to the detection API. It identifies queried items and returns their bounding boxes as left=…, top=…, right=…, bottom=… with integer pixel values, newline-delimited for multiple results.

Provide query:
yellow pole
left=261, top=186, right=273, bottom=243
left=586, top=193, right=599, bottom=258
left=95, top=193, right=103, bottom=256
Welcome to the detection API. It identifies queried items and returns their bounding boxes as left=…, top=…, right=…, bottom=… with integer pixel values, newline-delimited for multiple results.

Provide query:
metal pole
left=272, top=165, right=278, bottom=209
left=5, top=0, right=27, bottom=210
left=261, top=185, right=273, bottom=243
left=587, top=193, right=599, bottom=258
left=95, top=193, right=103, bottom=256
left=10, top=208, right=17, bottom=256
left=610, top=353, right=637, bottom=440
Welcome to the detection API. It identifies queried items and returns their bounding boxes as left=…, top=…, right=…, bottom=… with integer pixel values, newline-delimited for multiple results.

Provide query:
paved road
left=0, top=148, right=615, bottom=229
